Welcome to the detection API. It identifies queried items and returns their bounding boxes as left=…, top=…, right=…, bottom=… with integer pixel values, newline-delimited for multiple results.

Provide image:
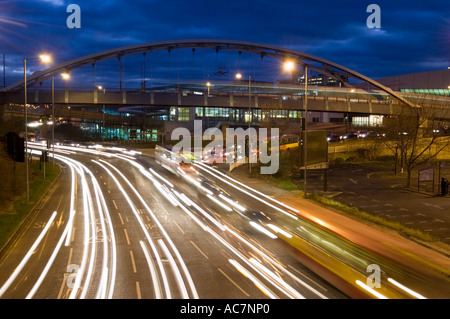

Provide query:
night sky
left=1, top=0, right=449, bottom=88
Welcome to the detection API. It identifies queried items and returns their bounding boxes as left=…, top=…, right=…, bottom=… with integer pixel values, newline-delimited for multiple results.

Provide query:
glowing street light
left=283, top=61, right=295, bottom=72
left=39, top=54, right=51, bottom=64
left=24, top=54, right=52, bottom=202
left=61, top=72, right=70, bottom=80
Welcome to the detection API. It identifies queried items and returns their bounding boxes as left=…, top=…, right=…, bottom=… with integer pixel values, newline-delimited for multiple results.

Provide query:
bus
left=262, top=134, right=299, bottom=153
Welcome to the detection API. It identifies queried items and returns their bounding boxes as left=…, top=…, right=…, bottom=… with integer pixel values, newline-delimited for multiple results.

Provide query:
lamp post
left=235, top=72, right=252, bottom=174
left=304, top=66, right=308, bottom=198
left=52, top=76, right=55, bottom=167
left=284, top=61, right=308, bottom=198
left=24, top=54, right=51, bottom=203
left=98, top=86, right=106, bottom=140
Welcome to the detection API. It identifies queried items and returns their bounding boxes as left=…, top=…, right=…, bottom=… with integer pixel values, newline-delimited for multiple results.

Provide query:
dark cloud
left=1, top=0, right=448, bottom=87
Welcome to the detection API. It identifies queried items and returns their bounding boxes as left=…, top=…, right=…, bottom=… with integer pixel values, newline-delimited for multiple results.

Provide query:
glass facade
left=186, top=106, right=301, bottom=122
left=401, top=88, right=450, bottom=96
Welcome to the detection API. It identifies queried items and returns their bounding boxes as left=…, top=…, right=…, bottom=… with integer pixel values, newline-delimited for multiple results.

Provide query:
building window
left=178, top=107, right=190, bottom=121
left=195, top=107, right=204, bottom=117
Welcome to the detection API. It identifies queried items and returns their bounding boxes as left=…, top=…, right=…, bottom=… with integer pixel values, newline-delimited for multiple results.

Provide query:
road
left=0, top=143, right=345, bottom=299
left=1, top=143, right=450, bottom=299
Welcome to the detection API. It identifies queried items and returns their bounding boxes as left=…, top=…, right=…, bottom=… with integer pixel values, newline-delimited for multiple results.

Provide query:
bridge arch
left=3, top=39, right=413, bottom=106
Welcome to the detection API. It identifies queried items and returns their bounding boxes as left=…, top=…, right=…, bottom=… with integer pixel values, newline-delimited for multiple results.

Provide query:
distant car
left=340, top=132, right=357, bottom=140
left=327, top=133, right=339, bottom=143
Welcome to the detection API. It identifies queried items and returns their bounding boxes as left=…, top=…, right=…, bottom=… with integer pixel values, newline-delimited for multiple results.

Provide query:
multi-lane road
left=0, top=142, right=450, bottom=299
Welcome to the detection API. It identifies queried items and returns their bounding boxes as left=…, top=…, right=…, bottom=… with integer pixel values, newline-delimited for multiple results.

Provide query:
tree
left=380, top=96, right=450, bottom=188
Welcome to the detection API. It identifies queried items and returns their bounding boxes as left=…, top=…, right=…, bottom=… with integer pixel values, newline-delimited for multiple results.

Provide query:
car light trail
left=250, top=221, right=277, bottom=239
left=218, top=194, right=246, bottom=212
left=229, top=259, right=278, bottom=299
left=355, top=280, right=388, bottom=299
left=158, top=239, right=190, bottom=299
left=93, top=159, right=173, bottom=299
left=249, top=258, right=305, bottom=299
left=207, top=194, right=233, bottom=212
left=195, top=162, right=300, bottom=214
left=96, top=159, right=199, bottom=299
left=0, top=211, right=57, bottom=298
left=149, top=168, right=174, bottom=188
left=194, top=162, right=298, bottom=220
left=387, top=278, right=427, bottom=299
left=140, top=241, right=163, bottom=299
left=267, top=224, right=292, bottom=238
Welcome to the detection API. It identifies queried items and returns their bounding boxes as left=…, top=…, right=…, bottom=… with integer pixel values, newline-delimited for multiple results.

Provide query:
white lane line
left=190, top=241, right=209, bottom=260
left=123, top=229, right=131, bottom=245
left=217, top=268, right=250, bottom=297
left=130, top=250, right=137, bottom=273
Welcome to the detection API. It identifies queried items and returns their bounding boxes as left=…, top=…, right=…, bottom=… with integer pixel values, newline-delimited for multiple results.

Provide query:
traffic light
left=3, top=132, right=25, bottom=162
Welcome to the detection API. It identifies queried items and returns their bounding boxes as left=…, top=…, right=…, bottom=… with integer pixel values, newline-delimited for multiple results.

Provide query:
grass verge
left=0, top=161, right=60, bottom=251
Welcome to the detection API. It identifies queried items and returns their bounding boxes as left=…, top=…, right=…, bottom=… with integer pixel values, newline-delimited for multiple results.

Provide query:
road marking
left=130, top=250, right=137, bottom=273
left=217, top=268, right=250, bottom=297
left=136, top=282, right=141, bottom=299
left=112, top=199, right=118, bottom=210
left=123, top=229, right=131, bottom=245
left=190, top=241, right=209, bottom=260
left=118, top=213, right=124, bottom=225
left=173, top=220, right=185, bottom=234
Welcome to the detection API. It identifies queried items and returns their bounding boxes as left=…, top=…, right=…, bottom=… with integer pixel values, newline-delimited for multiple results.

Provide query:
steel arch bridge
left=2, top=39, right=414, bottom=107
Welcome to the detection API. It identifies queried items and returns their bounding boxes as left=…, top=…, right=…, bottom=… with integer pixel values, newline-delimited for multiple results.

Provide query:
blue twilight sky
left=0, top=0, right=449, bottom=88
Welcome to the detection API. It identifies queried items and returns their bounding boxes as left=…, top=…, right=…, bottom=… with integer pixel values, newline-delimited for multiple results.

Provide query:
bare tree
left=380, top=95, right=450, bottom=187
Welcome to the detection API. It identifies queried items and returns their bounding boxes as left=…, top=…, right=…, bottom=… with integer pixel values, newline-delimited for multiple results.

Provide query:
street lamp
left=283, top=61, right=295, bottom=73
left=98, top=85, right=106, bottom=139
left=51, top=71, right=70, bottom=166
left=24, top=54, right=51, bottom=202
left=236, top=72, right=252, bottom=174
left=61, top=72, right=70, bottom=80
left=283, top=60, right=309, bottom=197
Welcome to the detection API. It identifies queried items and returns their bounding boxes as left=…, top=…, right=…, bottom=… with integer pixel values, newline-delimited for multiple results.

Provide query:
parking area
left=302, top=162, right=450, bottom=244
